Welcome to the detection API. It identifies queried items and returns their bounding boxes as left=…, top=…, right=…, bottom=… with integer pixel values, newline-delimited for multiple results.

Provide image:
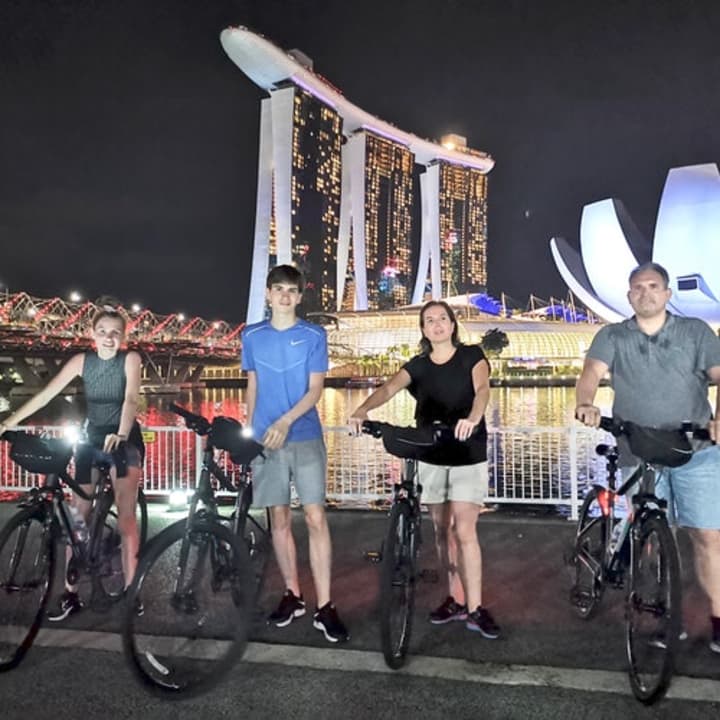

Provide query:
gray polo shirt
left=587, top=313, right=720, bottom=429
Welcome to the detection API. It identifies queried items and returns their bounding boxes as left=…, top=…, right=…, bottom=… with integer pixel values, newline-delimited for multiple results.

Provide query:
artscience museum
left=551, top=163, right=720, bottom=325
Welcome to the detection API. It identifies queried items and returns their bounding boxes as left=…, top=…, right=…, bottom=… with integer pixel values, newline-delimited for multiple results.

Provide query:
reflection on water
left=5, top=385, right=618, bottom=430
left=144, top=385, right=617, bottom=430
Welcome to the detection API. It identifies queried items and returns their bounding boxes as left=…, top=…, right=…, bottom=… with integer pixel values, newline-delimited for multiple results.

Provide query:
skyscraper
left=337, top=131, right=414, bottom=311
left=287, top=87, right=343, bottom=312
left=220, top=27, right=494, bottom=321
left=246, top=83, right=342, bottom=319
left=438, top=161, right=488, bottom=295
left=412, top=135, right=489, bottom=303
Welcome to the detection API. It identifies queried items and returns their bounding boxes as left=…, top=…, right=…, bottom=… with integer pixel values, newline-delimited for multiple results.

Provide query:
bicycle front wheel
left=378, top=501, right=417, bottom=669
left=122, top=518, right=254, bottom=698
left=569, top=487, right=610, bottom=619
left=233, top=484, right=271, bottom=612
left=0, top=506, right=55, bottom=671
left=625, top=513, right=681, bottom=705
left=89, top=485, right=150, bottom=608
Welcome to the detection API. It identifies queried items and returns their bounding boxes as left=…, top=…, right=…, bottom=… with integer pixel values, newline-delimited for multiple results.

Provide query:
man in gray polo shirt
left=576, top=261, right=720, bottom=654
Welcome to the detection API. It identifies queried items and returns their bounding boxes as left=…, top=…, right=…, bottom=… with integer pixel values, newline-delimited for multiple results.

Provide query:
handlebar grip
left=169, top=403, right=193, bottom=418
left=360, top=420, right=384, bottom=438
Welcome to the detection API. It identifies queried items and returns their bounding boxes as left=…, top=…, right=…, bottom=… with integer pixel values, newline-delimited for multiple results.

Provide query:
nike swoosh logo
left=290, top=339, right=307, bottom=346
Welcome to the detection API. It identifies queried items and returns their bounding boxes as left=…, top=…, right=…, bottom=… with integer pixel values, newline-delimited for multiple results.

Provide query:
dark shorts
left=75, top=422, right=145, bottom=484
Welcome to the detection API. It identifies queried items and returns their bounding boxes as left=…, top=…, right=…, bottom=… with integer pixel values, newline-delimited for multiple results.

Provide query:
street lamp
left=69, top=291, right=82, bottom=303
left=131, top=303, right=142, bottom=313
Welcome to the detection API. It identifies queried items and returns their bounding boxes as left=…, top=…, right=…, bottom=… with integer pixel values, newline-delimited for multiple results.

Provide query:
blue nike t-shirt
left=241, top=319, right=328, bottom=442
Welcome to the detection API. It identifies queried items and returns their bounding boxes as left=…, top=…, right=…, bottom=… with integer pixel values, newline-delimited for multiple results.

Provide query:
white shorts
left=418, top=461, right=489, bottom=505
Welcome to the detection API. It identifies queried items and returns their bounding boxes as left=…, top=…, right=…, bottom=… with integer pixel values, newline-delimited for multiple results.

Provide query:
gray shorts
left=251, top=437, right=327, bottom=508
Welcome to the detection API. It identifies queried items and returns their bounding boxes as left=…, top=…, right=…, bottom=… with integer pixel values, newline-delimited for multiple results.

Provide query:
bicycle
left=122, top=403, right=269, bottom=698
left=567, top=416, right=711, bottom=704
left=0, top=429, right=148, bottom=671
left=361, top=420, right=446, bottom=669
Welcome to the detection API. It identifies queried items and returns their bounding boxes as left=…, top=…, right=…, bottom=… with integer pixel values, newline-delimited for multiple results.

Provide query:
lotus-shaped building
left=550, top=163, right=720, bottom=324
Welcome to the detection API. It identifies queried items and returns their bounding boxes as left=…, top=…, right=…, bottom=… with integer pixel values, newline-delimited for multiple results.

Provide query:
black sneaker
left=429, top=596, right=468, bottom=625
left=710, top=616, right=720, bottom=654
left=313, top=602, right=350, bottom=643
left=47, top=590, right=83, bottom=622
left=267, top=589, right=306, bottom=627
left=466, top=606, right=500, bottom=639
left=648, top=628, right=688, bottom=649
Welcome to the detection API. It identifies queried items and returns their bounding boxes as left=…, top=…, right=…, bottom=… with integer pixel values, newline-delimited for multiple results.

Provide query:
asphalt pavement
left=1, top=501, right=719, bottom=718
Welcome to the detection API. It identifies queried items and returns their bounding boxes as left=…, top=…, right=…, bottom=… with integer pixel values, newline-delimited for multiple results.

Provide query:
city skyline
left=4, top=1, right=720, bottom=321
left=222, top=26, right=494, bottom=321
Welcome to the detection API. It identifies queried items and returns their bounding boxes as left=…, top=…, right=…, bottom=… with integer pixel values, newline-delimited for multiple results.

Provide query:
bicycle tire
left=233, top=483, right=271, bottom=609
left=122, top=517, right=253, bottom=698
left=87, top=489, right=126, bottom=607
left=569, top=487, right=609, bottom=620
left=625, top=513, right=681, bottom=705
left=378, top=500, right=417, bottom=669
left=0, top=506, right=55, bottom=671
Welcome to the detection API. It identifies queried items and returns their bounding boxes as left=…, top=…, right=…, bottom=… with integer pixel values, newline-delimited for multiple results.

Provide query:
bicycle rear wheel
left=0, top=506, right=55, bottom=671
left=569, top=487, right=609, bottom=619
left=378, top=501, right=417, bottom=669
left=625, top=513, right=681, bottom=704
left=122, top=518, right=253, bottom=698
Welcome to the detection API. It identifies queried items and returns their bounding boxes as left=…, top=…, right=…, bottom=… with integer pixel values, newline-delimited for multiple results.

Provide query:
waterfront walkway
left=1, top=504, right=719, bottom=718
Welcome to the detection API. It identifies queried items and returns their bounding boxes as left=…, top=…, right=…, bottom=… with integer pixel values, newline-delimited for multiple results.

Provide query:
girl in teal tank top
left=0, top=298, right=143, bottom=620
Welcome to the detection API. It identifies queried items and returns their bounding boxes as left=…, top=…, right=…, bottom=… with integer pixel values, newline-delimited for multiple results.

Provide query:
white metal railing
left=0, top=424, right=611, bottom=519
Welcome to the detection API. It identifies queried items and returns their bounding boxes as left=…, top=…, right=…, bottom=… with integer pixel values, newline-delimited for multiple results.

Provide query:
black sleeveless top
left=403, top=344, right=489, bottom=466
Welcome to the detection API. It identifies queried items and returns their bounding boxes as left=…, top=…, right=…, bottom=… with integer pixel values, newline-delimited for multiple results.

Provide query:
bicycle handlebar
left=169, top=403, right=212, bottom=435
left=597, top=416, right=712, bottom=468
left=599, top=416, right=711, bottom=442
left=360, top=420, right=454, bottom=443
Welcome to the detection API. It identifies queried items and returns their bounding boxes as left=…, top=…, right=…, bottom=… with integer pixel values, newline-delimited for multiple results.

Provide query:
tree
left=480, top=328, right=510, bottom=357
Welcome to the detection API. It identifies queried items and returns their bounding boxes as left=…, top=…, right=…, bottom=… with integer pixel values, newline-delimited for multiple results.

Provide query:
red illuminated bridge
left=0, top=293, right=243, bottom=390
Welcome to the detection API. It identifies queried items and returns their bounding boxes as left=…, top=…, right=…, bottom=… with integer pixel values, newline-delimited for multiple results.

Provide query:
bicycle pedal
left=419, top=569, right=438, bottom=583
left=364, top=550, right=382, bottom=564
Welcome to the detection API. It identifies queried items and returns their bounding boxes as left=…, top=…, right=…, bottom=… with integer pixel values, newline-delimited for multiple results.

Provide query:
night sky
left=3, top=0, right=720, bottom=322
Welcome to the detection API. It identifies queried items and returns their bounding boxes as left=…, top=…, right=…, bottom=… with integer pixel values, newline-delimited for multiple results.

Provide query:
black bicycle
left=122, top=404, right=269, bottom=698
left=0, top=430, right=148, bottom=671
left=361, top=420, right=448, bottom=669
left=568, top=416, right=711, bottom=704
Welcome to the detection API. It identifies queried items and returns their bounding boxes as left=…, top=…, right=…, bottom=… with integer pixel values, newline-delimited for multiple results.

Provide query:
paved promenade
left=1, top=503, right=719, bottom=718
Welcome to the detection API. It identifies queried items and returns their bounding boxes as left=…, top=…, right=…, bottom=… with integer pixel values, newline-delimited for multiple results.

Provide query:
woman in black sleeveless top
left=0, top=299, right=143, bottom=620
left=348, top=301, right=500, bottom=639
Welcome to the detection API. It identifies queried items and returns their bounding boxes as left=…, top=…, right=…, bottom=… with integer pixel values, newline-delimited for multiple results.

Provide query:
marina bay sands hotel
left=221, top=27, right=495, bottom=323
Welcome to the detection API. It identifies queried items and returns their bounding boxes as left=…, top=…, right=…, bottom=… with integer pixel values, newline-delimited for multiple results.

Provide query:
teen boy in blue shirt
left=241, top=264, right=349, bottom=643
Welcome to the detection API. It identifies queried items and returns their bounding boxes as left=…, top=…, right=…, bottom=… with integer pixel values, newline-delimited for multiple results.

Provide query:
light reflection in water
left=137, top=385, right=618, bottom=430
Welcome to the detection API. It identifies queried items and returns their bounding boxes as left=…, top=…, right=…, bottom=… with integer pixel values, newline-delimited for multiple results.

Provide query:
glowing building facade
left=438, top=162, right=488, bottom=296
left=288, top=88, right=343, bottom=312
left=220, top=27, right=494, bottom=321
left=551, top=163, right=720, bottom=324
left=337, top=131, right=414, bottom=310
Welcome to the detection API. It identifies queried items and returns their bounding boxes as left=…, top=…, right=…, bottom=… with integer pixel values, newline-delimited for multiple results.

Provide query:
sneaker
left=47, top=590, right=83, bottom=622
left=466, top=606, right=500, bottom=639
left=429, top=596, right=468, bottom=625
left=648, top=628, right=688, bottom=649
left=267, top=589, right=306, bottom=627
left=313, top=602, right=350, bottom=643
left=710, top=616, right=720, bottom=654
